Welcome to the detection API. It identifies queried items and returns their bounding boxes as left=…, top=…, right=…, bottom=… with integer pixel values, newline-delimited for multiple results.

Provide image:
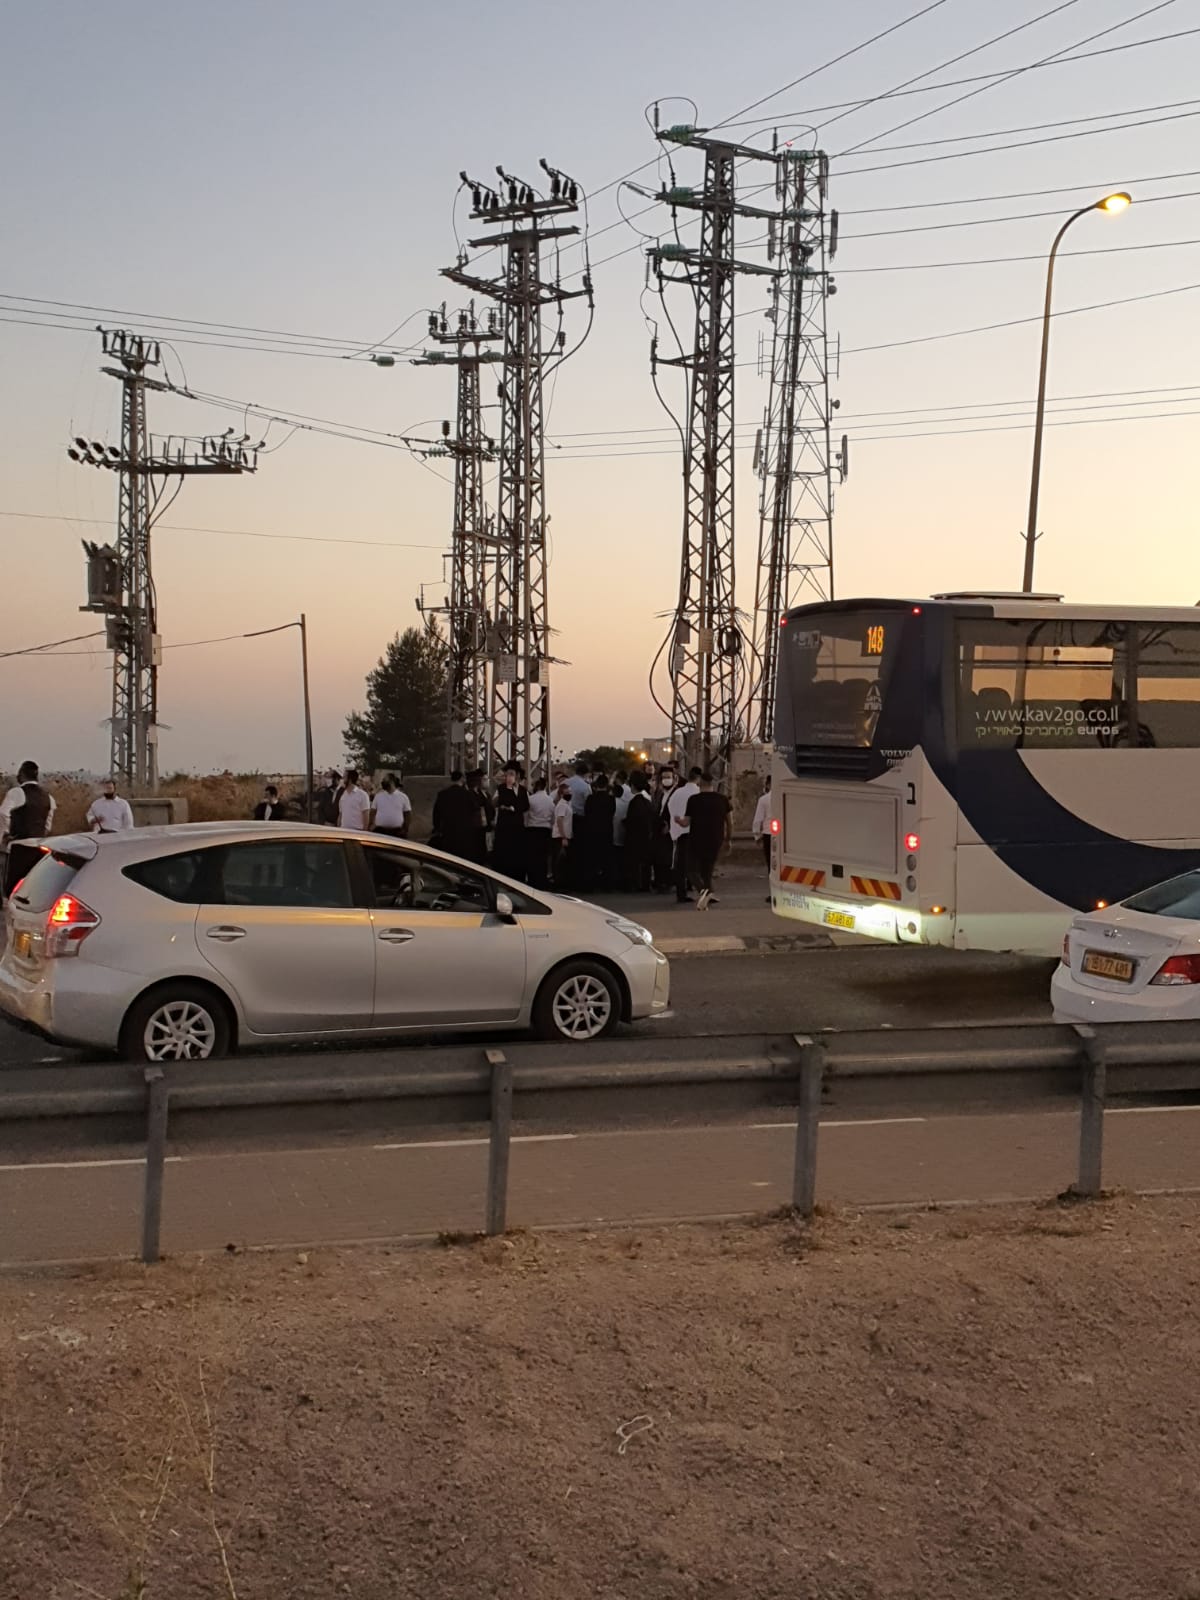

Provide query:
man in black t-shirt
left=683, top=773, right=732, bottom=911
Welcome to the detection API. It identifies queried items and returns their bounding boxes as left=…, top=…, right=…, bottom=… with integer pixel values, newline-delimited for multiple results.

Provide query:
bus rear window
left=777, top=613, right=900, bottom=747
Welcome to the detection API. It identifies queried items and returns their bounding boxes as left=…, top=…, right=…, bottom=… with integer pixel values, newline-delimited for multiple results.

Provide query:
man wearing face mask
left=87, top=777, right=135, bottom=835
left=651, top=767, right=678, bottom=895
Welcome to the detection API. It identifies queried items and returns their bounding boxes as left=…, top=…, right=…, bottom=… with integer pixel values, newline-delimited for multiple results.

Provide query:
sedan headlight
left=606, top=916, right=653, bottom=948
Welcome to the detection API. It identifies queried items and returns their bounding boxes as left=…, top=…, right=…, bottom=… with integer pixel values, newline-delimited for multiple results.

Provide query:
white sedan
left=1052, top=870, right=1200, bottom=1022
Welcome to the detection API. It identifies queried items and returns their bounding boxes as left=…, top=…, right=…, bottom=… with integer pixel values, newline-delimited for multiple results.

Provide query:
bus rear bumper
left=772, top=885, right=952, bottom=947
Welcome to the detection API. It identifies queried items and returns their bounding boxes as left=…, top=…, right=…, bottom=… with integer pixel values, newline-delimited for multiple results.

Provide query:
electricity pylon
left=647, top=126, right=780, bottom=779
left=747, top=147, right=847, bottom=744
left=69, top=328, right=257, bottom=790
left=414, top=303, right=503, bottom=773
left=444, top=161, right=592, bottom=777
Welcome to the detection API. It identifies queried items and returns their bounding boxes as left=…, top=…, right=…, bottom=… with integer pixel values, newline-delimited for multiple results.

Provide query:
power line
left=0, top=630, right=106, bottom=660
left=0, top=510, right=444, bottom=551
left=844, top=278, right=1200, bottom=354
left=837, top=236, right=1200, bottom=273
left=838, top=105, right=1200, bottom=177
left=840, top=186, right=1200, bottom=239
left=845, top=166, right=1200, bottom=215
left=837, top=0, right=1184, bottom=156
left=845, top=95, right=1200, bottom=153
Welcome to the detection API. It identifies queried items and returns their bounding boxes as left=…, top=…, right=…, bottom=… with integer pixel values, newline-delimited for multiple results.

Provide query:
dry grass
left=43, top=775, right=299, bottom=834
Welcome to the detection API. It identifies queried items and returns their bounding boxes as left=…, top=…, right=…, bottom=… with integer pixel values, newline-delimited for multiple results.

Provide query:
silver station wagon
left=0, top=823, right=670, bottom=1060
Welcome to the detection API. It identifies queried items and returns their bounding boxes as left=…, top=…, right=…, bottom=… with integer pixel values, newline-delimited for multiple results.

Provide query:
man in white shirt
left=336, top=769, right=372, bottom=831
left=523, top=777, right=556, bottom=888
left=551, top=783, right=574, bottom=887
left=752, top=775, right=774, bottom=901
left=566, top=760, right=591, bottom=820
left=371, top=773, right=412, bottom=838
left=88, top=778, right=135, bottom=834
left=666, top=767, right=701, bottom=903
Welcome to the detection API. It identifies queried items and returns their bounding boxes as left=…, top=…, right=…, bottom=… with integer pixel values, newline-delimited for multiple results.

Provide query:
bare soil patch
left=2, top=1196, right=1199, bottom=1599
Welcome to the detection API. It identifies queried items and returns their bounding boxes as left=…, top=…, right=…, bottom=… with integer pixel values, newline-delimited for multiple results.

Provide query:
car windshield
left=1124, top=871, right=1200, bottom=921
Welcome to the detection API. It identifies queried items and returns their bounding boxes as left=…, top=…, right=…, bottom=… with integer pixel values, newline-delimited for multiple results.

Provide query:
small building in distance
left=623, top=736, right=676, bottom=767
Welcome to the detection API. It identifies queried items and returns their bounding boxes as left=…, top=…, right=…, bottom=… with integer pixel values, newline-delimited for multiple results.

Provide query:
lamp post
left=244, top=617, right=315, bottom=822
left=1021, top=191, right=1131, bottom=593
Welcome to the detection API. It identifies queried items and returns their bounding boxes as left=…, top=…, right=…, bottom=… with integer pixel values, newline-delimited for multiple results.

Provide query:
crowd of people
left=427, top=759, right=745, bottom=908
left=1, top=757, right=775, bottom=910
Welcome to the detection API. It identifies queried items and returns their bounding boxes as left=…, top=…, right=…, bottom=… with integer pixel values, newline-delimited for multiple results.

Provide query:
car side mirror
left=495, top=891, right=516, bottom=922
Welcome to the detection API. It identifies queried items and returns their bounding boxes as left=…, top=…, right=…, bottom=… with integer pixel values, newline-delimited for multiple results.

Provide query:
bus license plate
left=1082, top=950, right=1134, bottom=982
left=823, top=910, right=856, bottom=931
left=12, top=931, right=31, bottom=959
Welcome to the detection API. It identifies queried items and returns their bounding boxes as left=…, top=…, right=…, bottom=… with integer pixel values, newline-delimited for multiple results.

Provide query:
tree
left=344, top=627, right=449, bottom=774
left=573, top=745, right=628, bottom=772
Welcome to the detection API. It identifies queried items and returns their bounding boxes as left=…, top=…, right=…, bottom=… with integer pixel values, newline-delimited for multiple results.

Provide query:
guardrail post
left=1072, top=1024, right=1107, bottom=1197
left=485, top=1050, right=513, bottom=1236
left=141, top=1067, right=170, bottom=1265
left=791, top=1036, right=825, bottom=1217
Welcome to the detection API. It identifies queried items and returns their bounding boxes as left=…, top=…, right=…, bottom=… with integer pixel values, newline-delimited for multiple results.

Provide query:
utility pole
left=747, top=147, right=847, bottom=744
left=69, top=328, right=257, bottom=791
left=444, top=162, right=592, bottom=779
left=413, top=303, right=503, bottom=774
left=647, top=125, right=780, bottom=780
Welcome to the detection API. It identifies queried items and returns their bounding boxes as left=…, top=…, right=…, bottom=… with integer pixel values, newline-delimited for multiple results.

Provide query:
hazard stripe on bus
left=779, top=864, right=826, bottom=888
left=850, top=876, right=902, bottom=900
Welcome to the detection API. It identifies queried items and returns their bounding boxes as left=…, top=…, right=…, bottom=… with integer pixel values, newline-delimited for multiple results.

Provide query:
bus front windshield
left=776, top=609, right=909, bottom=749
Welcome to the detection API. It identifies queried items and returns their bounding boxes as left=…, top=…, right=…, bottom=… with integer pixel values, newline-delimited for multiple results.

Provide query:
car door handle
left=378, top=928, right=415, bottom=944
left=206, top=926, right=247, bottom=942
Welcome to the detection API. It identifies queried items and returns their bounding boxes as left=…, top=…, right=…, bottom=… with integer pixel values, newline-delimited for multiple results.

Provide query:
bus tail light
left=904, top=832, right=920, bottom=853
left=1151, top=954, right=1200, bottom=987
left=45, top=894, right=100, bottom=959
left=770, top=818, right=781, bottom=835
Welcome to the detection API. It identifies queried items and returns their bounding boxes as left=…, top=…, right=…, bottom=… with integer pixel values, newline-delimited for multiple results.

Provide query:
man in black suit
left=253, top=784, right=286, bottom=821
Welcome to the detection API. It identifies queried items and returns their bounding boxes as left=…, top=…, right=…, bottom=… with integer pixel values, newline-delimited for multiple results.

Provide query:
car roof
left=51, top=821, right=465, bottom=870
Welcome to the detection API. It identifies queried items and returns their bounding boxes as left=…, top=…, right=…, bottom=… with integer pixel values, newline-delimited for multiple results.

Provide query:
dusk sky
left=3, top=0, right=1198, bottom=775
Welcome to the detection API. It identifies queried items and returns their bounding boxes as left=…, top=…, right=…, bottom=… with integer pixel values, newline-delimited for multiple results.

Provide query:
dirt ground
left=2, top=1196, right=1199, bottom=1600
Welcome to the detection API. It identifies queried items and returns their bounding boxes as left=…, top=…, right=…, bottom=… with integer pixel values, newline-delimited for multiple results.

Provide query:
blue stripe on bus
left=946, top=749, right=1200, bottom=909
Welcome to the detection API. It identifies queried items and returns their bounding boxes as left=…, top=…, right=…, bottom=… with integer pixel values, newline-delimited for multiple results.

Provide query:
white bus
left=769, top=594, right=1200, bottom=956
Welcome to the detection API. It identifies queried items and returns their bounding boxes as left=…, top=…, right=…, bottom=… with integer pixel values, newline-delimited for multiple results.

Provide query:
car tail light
left=45, top=893, right=100, bottom=958
left=1150, top=953, right=1200, bottom=987
left=1061, top=933, right=1071, bottom=965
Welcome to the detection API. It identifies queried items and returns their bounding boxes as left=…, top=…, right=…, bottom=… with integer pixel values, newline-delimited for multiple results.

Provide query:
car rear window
left=1124, top=871, right=1200, bottom=921
left=124, top=850, right=211, bottom=904
left=9, top=851, right=86, bottom=913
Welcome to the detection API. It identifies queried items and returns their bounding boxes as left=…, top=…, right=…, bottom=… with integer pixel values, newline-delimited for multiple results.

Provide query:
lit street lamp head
left=1097, top=191, right=1132, bottom=213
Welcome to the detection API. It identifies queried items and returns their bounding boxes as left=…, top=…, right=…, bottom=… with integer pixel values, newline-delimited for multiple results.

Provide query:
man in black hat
left=1, top=761, right=56, bottom=898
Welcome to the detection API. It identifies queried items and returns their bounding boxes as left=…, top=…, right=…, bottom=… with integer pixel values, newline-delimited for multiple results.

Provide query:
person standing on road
left=313, top=771, right=340, bottom=826
left=1, top=761, right=56, bottom=898
left=465, top=769, right=494, bottom=864
left=252, top=784, right=284, bottom=822
left=335, top=769, right=371, bottom=831
left=551, top=781, right=574, bottom=886
left=685, top=773, right=732, bottom=911
left=623, top=771, right=655, bottom=893
left=582, top=774, right=616, bottom=890
left=88, top=777, right=135, bottom=834
left=567, top=760, right=591, bottom=823
left=666, top=767, right=701, bottom=904
left=753, top=775, right=774, bottom=901
left=432, top=770, right=478, bottom=860
left=492, top=765, right=530, bottom=879
left=524, top=776, right=555, bottom=888
left=651, top=770, right=675, bottom=894
left=372, top=773, right=412, bottom=839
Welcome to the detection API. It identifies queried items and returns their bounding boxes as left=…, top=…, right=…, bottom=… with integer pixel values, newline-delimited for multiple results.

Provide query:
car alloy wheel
left=143, top=999, right=218, bottom=1061
left=551, top=973, right=614, bottom=1040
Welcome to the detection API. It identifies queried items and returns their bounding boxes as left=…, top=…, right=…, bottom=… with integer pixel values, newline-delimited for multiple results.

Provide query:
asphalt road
left=3, top=1102, right=1198, bottom=1265
left=0, top=943, right=1054, bottom=1070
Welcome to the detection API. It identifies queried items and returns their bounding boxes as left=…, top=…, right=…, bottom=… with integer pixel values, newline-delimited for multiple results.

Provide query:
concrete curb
left=654, top=931, right=833, bottom=956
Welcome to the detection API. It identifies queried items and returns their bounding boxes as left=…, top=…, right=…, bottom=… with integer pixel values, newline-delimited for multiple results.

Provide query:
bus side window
left=1137, top=626, right=1200, bottom=748
left=972, top=686, right=1017, bottom=747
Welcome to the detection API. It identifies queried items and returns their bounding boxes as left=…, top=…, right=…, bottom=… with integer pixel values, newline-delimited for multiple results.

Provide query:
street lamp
left=1020, top=192, right=1131, bottom=592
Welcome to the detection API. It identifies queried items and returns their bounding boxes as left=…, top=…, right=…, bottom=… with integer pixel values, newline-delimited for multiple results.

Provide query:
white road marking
left=1109, top=1104, right=1200, bottom=1116
left=0, top=1156, right=182, bottom=1173
left=748, top=1116, right=928, bottom=1130
left=373, top=1132, right=578, bottom=1152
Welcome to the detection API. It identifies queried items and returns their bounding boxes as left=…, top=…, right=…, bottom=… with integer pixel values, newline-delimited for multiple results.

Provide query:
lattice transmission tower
left=414, top=303, right=503, bottom=773
left=647, top=126, right=780, bottom=779
left=444, top=162, right=591, bottom=777
left=68, top=328, right=258, bottom=791
left=746, top=147, right=847, bottom=744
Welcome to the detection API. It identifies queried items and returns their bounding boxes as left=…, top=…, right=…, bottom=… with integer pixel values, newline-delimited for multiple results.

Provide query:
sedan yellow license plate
left=1082, top=950, right=1134, bottom=982
left=12, top=931, right=31, bottom=959
left=823, top=909, right=857, bottom=931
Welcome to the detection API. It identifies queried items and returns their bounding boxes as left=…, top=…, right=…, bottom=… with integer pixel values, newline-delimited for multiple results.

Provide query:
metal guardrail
left=3, top=1018, right=1199, bottom=1263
